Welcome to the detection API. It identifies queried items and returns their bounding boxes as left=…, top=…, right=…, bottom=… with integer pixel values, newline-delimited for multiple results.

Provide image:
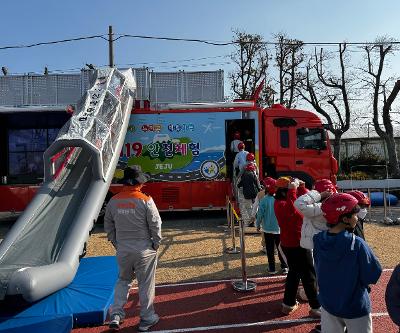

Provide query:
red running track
left=73, top=269, right=397, bottom=333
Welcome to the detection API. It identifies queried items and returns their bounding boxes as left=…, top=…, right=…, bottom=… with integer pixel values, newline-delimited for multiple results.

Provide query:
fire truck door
left=275, top=126, right=296, bottom=175
left=295, top=127, right=330, bottom=183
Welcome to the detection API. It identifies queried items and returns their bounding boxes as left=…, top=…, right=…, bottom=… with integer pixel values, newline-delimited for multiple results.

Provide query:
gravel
left=1, top=210, right=398, bottom=285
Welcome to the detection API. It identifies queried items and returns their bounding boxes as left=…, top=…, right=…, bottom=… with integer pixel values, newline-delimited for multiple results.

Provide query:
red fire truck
left=0, top=98, right=337, bottom=213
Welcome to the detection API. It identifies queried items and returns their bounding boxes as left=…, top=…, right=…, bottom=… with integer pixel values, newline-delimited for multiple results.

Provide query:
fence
left=0, top=69, right=224, bottom=108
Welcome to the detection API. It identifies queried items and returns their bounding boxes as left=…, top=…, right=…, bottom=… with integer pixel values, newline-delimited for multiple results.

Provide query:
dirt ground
left=0, top=209, right=399, bottom=285
left=84, top=211, right=400, bottom=285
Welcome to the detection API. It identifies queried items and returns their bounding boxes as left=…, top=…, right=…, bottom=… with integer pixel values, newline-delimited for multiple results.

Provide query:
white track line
left=148, top=312, right=390, bottom=333
left=129, top=275, right=286, bottom=290
left=129, top=268, right=393, bottom=291
left=149, top=317, right=319, bottom=333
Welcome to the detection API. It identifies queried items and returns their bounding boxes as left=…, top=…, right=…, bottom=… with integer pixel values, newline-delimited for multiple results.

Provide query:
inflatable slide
left=0, top=68, right=135, bottom=302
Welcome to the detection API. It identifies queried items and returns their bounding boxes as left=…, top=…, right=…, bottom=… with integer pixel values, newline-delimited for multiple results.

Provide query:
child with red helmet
left=232, top=141, right=248, bottom=177
left=230, top=131, right=242, bottom=153
left=294, top=179, right=337, bottom=250
left=250, top=177, right=276, bottom=252
left=314, top=193, right=382, bottom=333
left=237, top=163, right=261, bottom=227
left=256, top=177, right=288, bottom=275
left=237, top=152, right=259, bottom=181
left=347, top=190, right=370, bottom=240
left=274, top=177, right=321, bottom=317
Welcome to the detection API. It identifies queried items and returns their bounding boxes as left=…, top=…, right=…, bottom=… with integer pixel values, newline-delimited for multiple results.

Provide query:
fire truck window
left=297, top=128, right=325, bottom=150
left=280, top=130, right=289, bottom=148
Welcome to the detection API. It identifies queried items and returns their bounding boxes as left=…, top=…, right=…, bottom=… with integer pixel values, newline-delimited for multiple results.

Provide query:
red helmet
left=347, top=190, right=371, bottom=206
left=321, top=193, right=359, bottom=225
left=263, top=177, right=277, bottom=194
left=245, top=163, right=256, bottom=171
left=276, top=176, right=291, bottom=189
left=246, top=153, right=255, bottom=161
left=238, top=142, right=245, bottom=150
left=314, top=179, right=337, bottom=193
left=234, top=131, right=241, bottom=139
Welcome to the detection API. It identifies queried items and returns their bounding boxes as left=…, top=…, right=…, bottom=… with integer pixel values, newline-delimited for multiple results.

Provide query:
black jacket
left=238, top=171, right=261, bottom=200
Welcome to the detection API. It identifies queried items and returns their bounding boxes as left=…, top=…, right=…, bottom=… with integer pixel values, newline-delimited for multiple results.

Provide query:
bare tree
left=362, top=38, right=400, bottom=177
left=273, top=33, right=305, bottom=108
left=300, top=43, right=354, bottom=162
left=229, top=29, right=272, bottom=104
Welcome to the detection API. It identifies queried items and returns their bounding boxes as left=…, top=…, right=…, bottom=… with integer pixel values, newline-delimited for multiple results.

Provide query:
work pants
left=237, top=189, right=253, bottom=225
left=281, top=245, right=320, bottom=309
left=110, top=240, right=158, bottom=321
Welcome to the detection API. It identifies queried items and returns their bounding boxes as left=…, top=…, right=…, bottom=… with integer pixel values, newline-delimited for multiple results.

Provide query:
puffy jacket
left=233, top=150, right=248, bottom=173
left=104, top=188, right=162, bottom=251
left=313, top=230, right=382, bottom=319
left=294, top=190, right=328, bottom=250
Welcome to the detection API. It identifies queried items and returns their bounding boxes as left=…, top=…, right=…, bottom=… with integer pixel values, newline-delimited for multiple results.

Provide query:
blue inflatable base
left=369, top=192, right=399, bottom=206
left=0, top=256, right=118, bottom=333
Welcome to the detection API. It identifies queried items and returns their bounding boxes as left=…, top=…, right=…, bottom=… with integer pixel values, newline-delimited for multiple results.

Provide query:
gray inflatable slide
left=0, top=68, right=135, bottom=302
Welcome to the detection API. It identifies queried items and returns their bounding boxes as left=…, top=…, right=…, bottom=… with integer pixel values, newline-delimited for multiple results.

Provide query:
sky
left=2, top=0, right=400, bottom=75
left=2, top=0, right=400, bottom=130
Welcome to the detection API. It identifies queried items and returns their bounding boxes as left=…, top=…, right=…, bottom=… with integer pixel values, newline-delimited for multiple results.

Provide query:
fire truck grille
left=161, top=187, right=180, bottom=204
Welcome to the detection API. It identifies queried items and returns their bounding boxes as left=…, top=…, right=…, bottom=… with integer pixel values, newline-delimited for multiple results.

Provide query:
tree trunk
left=332, top=134, right=342, bottom=168
left=384, top=136, right=400, bottom=178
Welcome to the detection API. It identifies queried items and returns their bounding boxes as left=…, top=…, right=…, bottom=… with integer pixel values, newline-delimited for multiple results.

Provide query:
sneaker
left=281, top=268, right=288, bottom=275
left=309, top=307, right=321, bottom=318
left=109, top=314, right=122, bottom=330
left=138, top=314, right=159, bottom=332
left=267, top=269, right=278, bottom=275
left=281, top=301, right=299, bottom=315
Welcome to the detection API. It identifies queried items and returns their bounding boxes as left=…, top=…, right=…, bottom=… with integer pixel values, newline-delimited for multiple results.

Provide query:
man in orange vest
left=105, top=165, right=162, bottom=332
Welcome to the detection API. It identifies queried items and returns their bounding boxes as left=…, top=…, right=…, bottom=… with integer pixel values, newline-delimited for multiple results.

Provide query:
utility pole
left=108, top=25, right=114, bottom=68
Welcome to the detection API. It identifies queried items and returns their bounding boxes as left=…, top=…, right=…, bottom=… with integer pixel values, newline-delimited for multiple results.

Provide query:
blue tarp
left=0, top=256, right=118, bottom=333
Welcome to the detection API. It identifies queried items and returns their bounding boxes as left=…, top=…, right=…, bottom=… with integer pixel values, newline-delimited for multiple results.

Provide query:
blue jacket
left=256, top=195, right=280, bottom=233
left=313, top=230, right=382, bottom=319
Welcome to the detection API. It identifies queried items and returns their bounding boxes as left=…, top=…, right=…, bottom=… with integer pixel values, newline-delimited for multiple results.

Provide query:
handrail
left=232, top=210, right=257, bottom=292
left=225, top=198, right=240, bottom=255
left=51, top=147, right=76, bottom=180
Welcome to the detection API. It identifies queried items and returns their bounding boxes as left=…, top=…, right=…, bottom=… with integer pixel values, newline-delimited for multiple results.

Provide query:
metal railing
left=225, top=198, right=240, bottom=254
left=225, top=198, right=256, bottom=292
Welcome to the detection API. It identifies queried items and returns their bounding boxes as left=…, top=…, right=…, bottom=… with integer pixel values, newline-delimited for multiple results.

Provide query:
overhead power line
left=2, top=33, right=400, bottom=52
left=114, top=34, right=233, bottom=46
left=120, top=54, right=228, bottom=66
left=0, top=35, right=107, bottom=51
